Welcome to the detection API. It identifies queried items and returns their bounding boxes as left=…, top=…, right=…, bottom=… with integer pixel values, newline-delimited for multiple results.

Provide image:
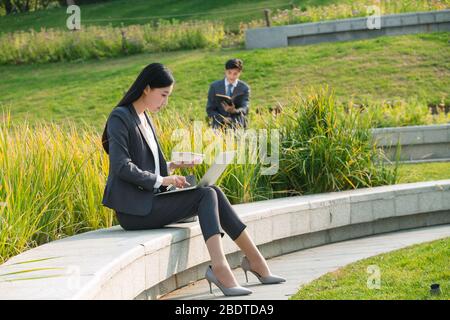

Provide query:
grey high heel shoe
left=241, top=256, right=286, bottom=284
left=205, top=265, right=253, bottom=296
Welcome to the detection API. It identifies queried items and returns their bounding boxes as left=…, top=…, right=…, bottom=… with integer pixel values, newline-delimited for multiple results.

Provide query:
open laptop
left=155, top=151, right=236, bottom=195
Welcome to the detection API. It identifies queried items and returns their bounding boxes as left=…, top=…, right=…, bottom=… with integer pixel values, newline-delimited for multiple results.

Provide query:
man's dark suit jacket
left=102, top=103, right=168, bottom=216
left=206, top=79, right=250, bottom=129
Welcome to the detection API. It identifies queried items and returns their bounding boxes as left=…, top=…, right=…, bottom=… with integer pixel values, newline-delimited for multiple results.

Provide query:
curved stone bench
left=0, top=180, right=449, bottom=300
left=371, top=123, right=450, bottom=163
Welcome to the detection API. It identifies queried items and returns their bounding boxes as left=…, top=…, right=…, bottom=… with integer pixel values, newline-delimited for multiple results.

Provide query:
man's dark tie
left=227, top=83, right=233, bottom=97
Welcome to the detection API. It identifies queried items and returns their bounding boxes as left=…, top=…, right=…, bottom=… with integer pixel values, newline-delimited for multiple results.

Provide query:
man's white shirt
left=224, top=77, right=238, bottom=95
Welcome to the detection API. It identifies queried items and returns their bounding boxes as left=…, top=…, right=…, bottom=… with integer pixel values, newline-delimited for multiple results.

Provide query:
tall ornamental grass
left=0, top=20, right=225, bottom=64
left=0, top=112, right=111, bottom=263
left=0, top=109, right=271, bottom=263
left=0, top=88, right=399, bottom=263
left=263, top=87, right=398, bottom=195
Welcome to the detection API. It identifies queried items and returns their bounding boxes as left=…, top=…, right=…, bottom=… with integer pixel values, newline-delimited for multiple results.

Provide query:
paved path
left=160, top=225, right=450, bottom=300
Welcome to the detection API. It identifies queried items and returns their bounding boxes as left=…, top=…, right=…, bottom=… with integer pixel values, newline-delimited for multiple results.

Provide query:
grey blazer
left=206, top=78, right=250, bottom=128
left=102, top=103, right=168, bottom=216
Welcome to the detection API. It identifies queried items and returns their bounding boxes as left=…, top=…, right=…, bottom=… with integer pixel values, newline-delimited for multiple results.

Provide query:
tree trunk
left=4, top=0, right=13, bottom=14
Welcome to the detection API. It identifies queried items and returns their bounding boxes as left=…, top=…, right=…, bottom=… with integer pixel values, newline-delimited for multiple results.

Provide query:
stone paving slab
left=160, top=225, right=450, bottom=300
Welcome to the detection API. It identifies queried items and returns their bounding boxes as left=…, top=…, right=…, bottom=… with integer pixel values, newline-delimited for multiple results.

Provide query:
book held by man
left=215, top=93, right=243, bottom=106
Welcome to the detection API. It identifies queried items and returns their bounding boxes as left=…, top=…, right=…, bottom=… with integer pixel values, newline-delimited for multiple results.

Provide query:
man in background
left=206, top=58, right=250, bottom=130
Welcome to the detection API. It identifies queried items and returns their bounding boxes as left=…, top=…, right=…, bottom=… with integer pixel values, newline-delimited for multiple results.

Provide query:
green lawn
left=0, top=0, right=342, bottom=33
left=396, top=161, right=450, bottom=183
left=290, top=237, right=450, bottom=300
left=1, top=32, right=448, bottom=130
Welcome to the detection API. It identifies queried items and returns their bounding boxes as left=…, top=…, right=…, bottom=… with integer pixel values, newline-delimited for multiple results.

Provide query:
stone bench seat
left=0, top=180, right=449, bottom=300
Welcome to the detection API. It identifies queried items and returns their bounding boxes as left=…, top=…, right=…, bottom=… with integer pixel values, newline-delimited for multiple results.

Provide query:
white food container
left=171, top=152, right=204, bottom=164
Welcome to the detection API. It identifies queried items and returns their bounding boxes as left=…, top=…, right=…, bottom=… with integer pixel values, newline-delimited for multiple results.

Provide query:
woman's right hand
left=162, top=175, right=189, bottom=188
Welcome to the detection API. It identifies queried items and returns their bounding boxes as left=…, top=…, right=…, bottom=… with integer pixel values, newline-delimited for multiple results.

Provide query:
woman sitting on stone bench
left=101, top=63, right=285, bottom=297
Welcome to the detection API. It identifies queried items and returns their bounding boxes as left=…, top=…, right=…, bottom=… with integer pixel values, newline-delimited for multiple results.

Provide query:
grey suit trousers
left=115, top=185, right=247, bottom=243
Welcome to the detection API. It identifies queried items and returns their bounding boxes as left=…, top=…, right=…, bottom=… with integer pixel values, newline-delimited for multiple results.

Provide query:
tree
left=1, top=0, right=14, bottom=15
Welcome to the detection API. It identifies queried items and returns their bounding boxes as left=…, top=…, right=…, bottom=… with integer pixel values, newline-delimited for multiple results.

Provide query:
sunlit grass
left=1, top=32, right=448, bottom=129
left=290, top=237, right=450, bottom=300
left=396, top=161, right=450, bottom=183
left=0, top=1, right=448, bottom=65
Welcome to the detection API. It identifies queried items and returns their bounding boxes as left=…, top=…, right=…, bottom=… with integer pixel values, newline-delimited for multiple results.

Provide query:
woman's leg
left=209, top=185, right=271, bottom=277
left=208, top=185, right=247, bottom=240
left=234, top=229, right=271, bottom=277
left=115, top=186, right=240, bottom=288
left=115, top=187, right=224, bottom=241
left=205, top=234, right=239, bottom=288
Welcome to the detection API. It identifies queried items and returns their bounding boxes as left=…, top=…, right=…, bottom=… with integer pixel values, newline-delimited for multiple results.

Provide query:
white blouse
left=138, top=112, right=163, bottom=190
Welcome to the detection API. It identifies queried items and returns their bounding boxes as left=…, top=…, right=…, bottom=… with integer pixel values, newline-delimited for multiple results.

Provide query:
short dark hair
left=225, top=58, right=243, bottom=71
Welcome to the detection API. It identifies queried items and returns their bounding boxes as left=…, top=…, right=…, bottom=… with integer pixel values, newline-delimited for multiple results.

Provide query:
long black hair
left=101, top=63, right=174, bottom=154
